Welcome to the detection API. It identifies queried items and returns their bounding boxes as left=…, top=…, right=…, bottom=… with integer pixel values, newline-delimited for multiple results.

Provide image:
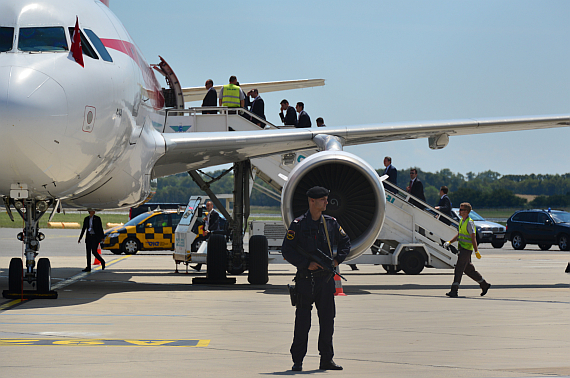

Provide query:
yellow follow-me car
left=101, top=210, right=184, bottom=254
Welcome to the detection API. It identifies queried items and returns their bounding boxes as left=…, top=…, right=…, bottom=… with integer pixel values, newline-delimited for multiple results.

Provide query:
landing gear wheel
left=538, top=243, right=552, bottom=251
left=37, top=258, right=51, bottom=293
left=8, top=258, right=23, bottom=293
left=207, top=234, right=227, bottom=280
left=399, top=250, right=425, bottom=275
left=558, top=234, right=570, bottom=251
left=382, top=264, right=401, bottom=274
left=491, top=241, right=505, bottom=249
left=248, top=235, right=268, bottom=285
left=122, top=237, right=140, bottom=255
left=511, top=234, right=526, bottom=250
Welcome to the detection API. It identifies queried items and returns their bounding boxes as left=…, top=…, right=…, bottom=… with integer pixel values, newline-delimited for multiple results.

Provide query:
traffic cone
left=333, top=271, right=346, bottom=296
left=93, top=245, right=102, bottom=266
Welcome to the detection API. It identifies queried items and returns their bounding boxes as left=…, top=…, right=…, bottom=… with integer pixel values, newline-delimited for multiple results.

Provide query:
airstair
left=164, top=108, right=459, bottom=274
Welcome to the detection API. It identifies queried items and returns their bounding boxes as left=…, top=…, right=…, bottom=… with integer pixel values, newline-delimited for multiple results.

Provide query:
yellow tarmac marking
left=0, top=299, right=27, bottom=311
left=0, top=339, right=210, bottom=347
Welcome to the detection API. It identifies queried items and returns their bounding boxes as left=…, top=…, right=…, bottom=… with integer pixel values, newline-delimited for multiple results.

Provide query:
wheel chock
left=192, top=277, right=236, bottom=285
left=3, top=290, right=58, bottom=299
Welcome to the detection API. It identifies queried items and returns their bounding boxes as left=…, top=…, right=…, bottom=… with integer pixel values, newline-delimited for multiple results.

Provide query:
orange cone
left=93, top=245, right=102, bottom=266
left=333, top=272, right=346, bottom=296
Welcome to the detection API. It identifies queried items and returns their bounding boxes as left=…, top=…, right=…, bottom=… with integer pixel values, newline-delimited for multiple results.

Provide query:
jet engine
left=281, top=151, right=386, bottom=260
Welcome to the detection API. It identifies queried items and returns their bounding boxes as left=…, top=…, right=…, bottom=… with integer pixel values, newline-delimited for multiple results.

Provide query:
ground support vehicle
left=101, top=209, right=183, bottom=254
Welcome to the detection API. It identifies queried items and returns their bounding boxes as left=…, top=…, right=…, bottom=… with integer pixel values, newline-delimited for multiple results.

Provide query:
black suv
left=506, top=209, right=570, bottom=251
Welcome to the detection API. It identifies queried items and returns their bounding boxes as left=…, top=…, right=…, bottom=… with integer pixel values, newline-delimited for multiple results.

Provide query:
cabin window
left=67, top=27, right=98, bottom=60
left=0, top=27, right=14, bottom=52
left=84, top=29, right=113, bottom=62
left=18, top=27, right=68, bottom=52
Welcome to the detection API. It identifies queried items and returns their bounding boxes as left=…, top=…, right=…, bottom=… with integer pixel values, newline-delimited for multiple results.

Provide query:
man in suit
left=248, top=88, right=266, bottom=126
left=191, top=200, right=221, bottom=272
left=203, top=200, right=220, bottom=238
left=78, top=208, right=105, bottom=272
left=201, top=79, right=217, bottom=114
left=296, top=102, right=312, bottom=128
left=382, top=156, right=398, bottom=193
left=316, top=117, right=326, bottom=127
left=279, top=99, right=298, bottom=126
left=407, top=168, right=426, bottom=209
left=435, top=186, right=453, bottom=224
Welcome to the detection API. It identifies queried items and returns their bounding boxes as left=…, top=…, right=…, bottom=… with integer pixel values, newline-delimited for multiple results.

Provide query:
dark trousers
left=452, top=247, right=483, bottom=288
left=291, top=272, right=336, bottom=364
left=85, top=234, right=104, bottom=267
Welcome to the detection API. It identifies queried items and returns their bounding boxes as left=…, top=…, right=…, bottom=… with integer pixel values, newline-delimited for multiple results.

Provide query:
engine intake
left=281, top=151, right=386, bottom=260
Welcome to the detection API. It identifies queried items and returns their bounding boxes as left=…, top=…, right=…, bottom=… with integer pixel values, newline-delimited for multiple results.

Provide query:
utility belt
left=295, top=268, right=330, bottom=279
left=288, top=269, right=332, bottom=309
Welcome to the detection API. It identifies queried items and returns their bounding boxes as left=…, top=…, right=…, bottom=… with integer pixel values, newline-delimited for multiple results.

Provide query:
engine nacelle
left=281, top=151, right=386, bottom=260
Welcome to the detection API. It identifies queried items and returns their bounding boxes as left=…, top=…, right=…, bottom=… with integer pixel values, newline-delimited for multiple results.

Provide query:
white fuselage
left=0, top=0, right=166, bottom=208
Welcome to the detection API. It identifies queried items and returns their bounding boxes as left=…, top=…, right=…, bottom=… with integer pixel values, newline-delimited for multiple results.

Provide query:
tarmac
left=0, top=228, right=569, bottom=377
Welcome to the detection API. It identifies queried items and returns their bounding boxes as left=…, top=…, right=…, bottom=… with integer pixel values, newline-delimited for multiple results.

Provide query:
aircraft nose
left=0, top=66, right=68, bottom=129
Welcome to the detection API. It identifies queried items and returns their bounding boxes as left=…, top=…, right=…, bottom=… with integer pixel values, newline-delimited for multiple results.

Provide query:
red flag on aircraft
left=71, top=16, right=84, bottom=67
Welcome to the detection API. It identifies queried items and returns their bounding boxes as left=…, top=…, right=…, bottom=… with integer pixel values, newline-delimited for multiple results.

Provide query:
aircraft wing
left=182, top=79, right=325, bottom=102
left=152, top=113, right=570, bottom=178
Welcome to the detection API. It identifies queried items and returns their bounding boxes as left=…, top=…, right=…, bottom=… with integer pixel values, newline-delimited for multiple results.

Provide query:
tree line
left=150, top=168, right=570, bottom=209
left=388, top=168, right=570, bottom=209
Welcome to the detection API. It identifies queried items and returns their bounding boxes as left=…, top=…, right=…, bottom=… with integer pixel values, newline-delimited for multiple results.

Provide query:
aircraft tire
left=37, top=258, right=51, bottom=293
left=399, top=250, right=425, bottom=275
left=207, top=234, right=227, bottom=280
left=248, top=235, right=268, bottom=285
left=8, top=258, right=23, bottom=293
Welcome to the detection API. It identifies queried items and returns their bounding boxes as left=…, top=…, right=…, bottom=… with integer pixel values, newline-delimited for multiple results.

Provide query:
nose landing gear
left=2, top=198, right=58, bottom=299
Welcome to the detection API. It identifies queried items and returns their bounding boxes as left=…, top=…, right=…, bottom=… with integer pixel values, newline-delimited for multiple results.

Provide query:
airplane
left=1, top=0, right=569, bottom=295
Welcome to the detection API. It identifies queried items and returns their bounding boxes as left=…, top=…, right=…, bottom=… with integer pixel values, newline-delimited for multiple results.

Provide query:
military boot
left=446, top=289, right=458, bottom=298
left=480, top=281, right=491, bottom=296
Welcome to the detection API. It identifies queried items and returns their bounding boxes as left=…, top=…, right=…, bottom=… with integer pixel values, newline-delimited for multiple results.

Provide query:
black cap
left=306, top=186, right=329, bottom=199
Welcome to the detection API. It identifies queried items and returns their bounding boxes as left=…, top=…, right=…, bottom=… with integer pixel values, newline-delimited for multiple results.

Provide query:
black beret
left=306, top=186, right=329, bottom=199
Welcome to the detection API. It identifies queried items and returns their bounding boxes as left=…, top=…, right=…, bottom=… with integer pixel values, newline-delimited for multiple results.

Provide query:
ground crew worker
left=444, top=202, right=491, bottom=297
left=281, top=186, right=350, bottom=372
left=218, top=75, right=245, bottom=108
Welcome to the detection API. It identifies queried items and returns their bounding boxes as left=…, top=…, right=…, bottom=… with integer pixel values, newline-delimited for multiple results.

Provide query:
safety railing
left=164, top=107, right=282, bottom=133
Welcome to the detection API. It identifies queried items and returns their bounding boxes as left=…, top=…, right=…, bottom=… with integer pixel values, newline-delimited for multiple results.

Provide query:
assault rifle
left=297, top=245, right=347, bottom=281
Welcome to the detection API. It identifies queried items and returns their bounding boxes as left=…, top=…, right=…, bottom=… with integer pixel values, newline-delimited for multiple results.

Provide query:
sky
left=110, top=0, right=570, bottom=176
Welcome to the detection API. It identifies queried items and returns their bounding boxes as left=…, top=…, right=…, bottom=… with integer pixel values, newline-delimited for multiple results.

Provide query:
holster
left=287, top=284, right=297, bottom=307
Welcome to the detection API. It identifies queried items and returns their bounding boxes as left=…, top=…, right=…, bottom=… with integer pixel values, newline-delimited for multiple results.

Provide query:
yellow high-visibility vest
left=221, top=84, right=241, bottom=108
left=458, top=217, right=475, bottom=250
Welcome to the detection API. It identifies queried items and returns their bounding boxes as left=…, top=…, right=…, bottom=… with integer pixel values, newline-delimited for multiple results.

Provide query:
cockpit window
left=18, top=27, right=68, bottom=52
left=84, top=29, right=113, bottom=62
left=0, top=27, right=14, bottom=52
left=67, top=27, right=98, bottom=60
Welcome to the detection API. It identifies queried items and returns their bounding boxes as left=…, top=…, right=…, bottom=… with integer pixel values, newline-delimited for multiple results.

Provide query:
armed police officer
left=281, top=186, right=350, bottom=372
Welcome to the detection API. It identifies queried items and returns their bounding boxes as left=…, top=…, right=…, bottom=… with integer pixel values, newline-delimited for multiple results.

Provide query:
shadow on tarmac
left=1, top=265, right=568, bottom=310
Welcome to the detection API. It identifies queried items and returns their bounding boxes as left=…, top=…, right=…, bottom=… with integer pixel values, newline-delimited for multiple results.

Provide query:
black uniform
left=281, top=210, right=350, bottom=365
left=78, top=215, right=105, bottom=269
